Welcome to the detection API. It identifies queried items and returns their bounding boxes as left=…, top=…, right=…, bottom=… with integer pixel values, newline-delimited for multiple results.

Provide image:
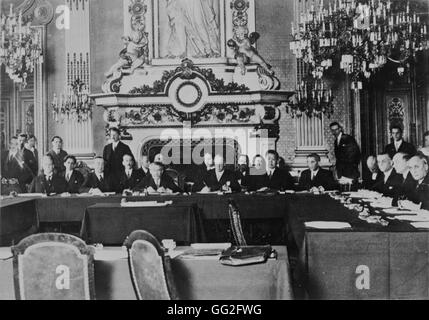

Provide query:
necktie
left=99, top=175, right=103, bottom=182
left=268, top=170, right=273, bottom=179
left=66, top=173, right=70, bottom=182
left=311, top=171, right=315, bottom=181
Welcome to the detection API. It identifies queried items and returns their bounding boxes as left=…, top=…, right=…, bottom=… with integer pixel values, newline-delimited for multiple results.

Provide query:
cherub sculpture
left=105, top=17, right=148, bottom=78
left=227, top=27, right=274, bottom=76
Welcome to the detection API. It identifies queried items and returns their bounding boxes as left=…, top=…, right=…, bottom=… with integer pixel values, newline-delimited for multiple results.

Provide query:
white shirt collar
left=384, top=168, right=393, bottom=183
left=372, top=172, right=378, bottom=180
left=402, top=170, right=409, bottom=180
left=337, top=132, right=343, bottom=144
left=66, top=170, right=73, bottom=177
left=216, top=170, right=224, bottom=181
left=125, top=169, right=133, bottom=176
left=394, top=140, right=403, bottom=149
left=112, top=141, right=119, bottom=148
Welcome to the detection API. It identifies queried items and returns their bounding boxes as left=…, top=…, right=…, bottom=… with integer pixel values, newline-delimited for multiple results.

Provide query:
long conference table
left=1, top=192, right=429, bottom=299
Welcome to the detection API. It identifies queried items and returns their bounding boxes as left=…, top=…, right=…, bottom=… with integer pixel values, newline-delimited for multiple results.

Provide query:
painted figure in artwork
left=227, top=26, right=273, bottom=76
left=105, top=16, right=148, bottom=77
left=164, top=0, right=221, bottom=59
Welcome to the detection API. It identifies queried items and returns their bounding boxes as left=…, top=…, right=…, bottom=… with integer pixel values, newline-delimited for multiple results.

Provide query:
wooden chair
left=123, top=230, right=178, bottom=300
left=228, top=198, right=247, bottom=246
left=11, top=233, right=95, bottom=300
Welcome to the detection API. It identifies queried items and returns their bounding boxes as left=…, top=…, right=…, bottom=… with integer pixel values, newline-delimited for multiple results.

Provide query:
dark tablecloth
left=0, top=198, right=38, bottom=246
left=81, top=202, right=200, bottom=245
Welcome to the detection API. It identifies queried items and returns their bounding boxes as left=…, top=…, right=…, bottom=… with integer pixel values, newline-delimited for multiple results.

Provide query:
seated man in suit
left=117, top=154, right=145, bottom=193
left=195, top=154, right=241, bottom=192
left=392, top=152, right=416, bottom=198
left=362, top=155, right=382, bottom=190
left=384, top=125, right=417, bottom=159
left=63, top=155, right=85, bottom=193
left=81, top=156, right=113, bottom=194
left=372, top=153, right=403, bottom=197
left=136, top=153, right=150, bottom=177
left=234, top=154, right=250, bottom=189
left=399, top=154, right=429, bottom=210
left=249, top=150, right=295, bottom=192
left=134, top=162, right=182, bottom=193
left=29, top=155, right=67, bottom=195
left=298, top=153, right=337, bottom=192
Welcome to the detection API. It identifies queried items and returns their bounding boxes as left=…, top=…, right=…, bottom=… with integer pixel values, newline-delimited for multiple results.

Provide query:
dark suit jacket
left=2, top=151, right=34, bottom=186
left=247, top=168, right=295, bottom=191
left=47, top=149, right=68, bottom=175
left=63, top=170, right=85, bottom=193
left=29, top=173, right=67, bottom=195
left=117, top=169, right=145, bottom=193
left=234, top=169, right=250, bottom=188
left=384, top=141, right=417, bottom=159
left=194, top=169, right=241, bottom=192
left=298, top=168, right=337, bottom=191
left=103, top=141, right=133, bottom=179
left=392, top=172, right=418, bottom=206
left=372, top=169, right=404, bottom=197
left=134, top=173, right=183, bottom=193
left=362, top=170, right=382, bottom=190
left=81, top=172, right=113, bottom=193
left=407, top=174, right=429, bottom=210
left=25, top=148, right=39, bottom=176
left=334, top=134, right=361, bottom=180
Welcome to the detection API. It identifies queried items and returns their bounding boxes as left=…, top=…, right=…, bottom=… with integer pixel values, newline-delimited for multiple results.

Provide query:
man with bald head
left=362, top=155, right=381, bottom=189
left=134, top=162, right=182, bottom=193
left=371, top=153, right=403, bottom=197
left=402, top=154, right=429, bottom=210
left=29, top=155, right=67, bottom=195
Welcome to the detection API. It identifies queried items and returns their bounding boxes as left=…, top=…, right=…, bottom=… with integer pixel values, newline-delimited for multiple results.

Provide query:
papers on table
left=179, top=248, right=224, bottom=259
left=120, top=200, right=173, bottom=207
left=305, top=221, right=352, bottom=229
left=410, top=222, right=429, bottom=229
left=191, top=243, right=231, bottom=250
left=369, top=197, right=394, bottom=209
left=346, top=190, right=383, bottom=199
left=393, top=215, right=429, bottom=222
left=17, top=193, right=46, bottom=197
left=383, top=208, right=419, bottom=215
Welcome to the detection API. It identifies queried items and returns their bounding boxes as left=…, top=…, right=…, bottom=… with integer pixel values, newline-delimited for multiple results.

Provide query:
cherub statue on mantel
left=227, top=26, right=274, bottom=76
left=105, top=17, right=148, bottom=78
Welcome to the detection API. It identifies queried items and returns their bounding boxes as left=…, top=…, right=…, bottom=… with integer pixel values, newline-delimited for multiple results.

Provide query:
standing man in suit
left=384, top=125, right=417, bottom=159
left=195, top=154, right=241, bottom=192
left=135, top=162, right=182, bottom=193
left=63, top=155, right=85, bottom=193
left=400, top=154, right=429, bottom=210
left=81, top=156, right=113, bottom=194
left=25, top=135, right=39, bottom=177
left=298, top=153, right=337, bottom=191
left=17, top=133, right=35, bottom=185
left=29, top=155, right=67, bottom=195
left=103, top=127, right=134, bottom=180
left=372, top=153, right=403, bottom=197
left=47, top=136, right=68, bottom=175
left=330, top=122, right=361, bottom=181
left=117, top=154, right=144, bottom=193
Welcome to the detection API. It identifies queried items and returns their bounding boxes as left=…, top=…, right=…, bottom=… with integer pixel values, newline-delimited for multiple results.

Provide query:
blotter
left=305, top=221, right=352, bottom=229
left=219, top=245, right=272, bottom=266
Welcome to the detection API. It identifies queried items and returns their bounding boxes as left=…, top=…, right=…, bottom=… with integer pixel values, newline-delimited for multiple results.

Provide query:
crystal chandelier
left=52, top=79, right=92, bottom=123
left=287, top=78, right=335, bottom=118
left=289, top=0, right=429, bottom=90
left=0, top=4, right=43, bottom=87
